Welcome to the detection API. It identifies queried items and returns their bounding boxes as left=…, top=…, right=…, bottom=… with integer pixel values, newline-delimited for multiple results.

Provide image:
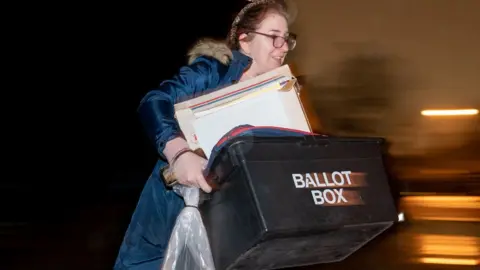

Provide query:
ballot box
left=198, top=134, right=398, bottom=270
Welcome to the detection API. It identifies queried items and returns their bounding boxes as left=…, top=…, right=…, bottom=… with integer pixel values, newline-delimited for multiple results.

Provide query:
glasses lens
left=273, top=36, right=285, bottom=48
left=272, top=35, right=296, bottom=50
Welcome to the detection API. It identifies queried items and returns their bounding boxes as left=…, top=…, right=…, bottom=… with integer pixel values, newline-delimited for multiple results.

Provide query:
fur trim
left=187, top=38, right=233, bottom=65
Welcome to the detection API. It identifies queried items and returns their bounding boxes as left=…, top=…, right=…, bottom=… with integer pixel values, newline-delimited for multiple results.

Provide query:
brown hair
left=227, top=0, right=289, bottom=50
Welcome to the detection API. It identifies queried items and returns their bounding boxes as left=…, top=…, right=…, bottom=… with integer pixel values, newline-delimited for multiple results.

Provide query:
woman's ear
left=238, top=33, right=250, bottom=55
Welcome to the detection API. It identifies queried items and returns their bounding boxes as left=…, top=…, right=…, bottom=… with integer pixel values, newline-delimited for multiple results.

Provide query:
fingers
left=176, top=175, right=196, bottom=188
left=173, top=155, right=211, bottom=192
left=185, top=178, right=199, bottom=188
left=196, top=175, right=212, bottom=193
left=178, top=174, right=211, bottom=193
left=185, top=176, right=199, bottom=188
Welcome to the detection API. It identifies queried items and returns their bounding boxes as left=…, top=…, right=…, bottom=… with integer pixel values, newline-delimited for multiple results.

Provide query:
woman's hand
left=163, top=137, right=212, bottom=193
left=172, top=151, right=212, bottom=193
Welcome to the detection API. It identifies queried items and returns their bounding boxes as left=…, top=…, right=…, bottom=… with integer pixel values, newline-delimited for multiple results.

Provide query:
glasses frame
left=248, top=31, right=297, bottom=51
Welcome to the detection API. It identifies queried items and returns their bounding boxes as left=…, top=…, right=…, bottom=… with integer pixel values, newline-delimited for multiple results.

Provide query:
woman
left=114, top=0, right=297, bottom=269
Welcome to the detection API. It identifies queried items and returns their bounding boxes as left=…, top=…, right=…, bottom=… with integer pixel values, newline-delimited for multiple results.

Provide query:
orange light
left=417, top=234, right=480, bottom=266
left=402, top=196, right=480, bottom=209
left=421, top=109, right=478, bottom=116
left=419, top=257, right=479, bottom=266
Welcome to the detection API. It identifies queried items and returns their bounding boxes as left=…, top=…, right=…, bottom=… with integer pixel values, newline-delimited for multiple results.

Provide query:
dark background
left=2, top=1, right=247, bottom=268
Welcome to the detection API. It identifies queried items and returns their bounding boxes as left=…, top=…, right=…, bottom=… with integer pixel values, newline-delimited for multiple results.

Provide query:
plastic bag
left=161, top=185, right=215, bottom=270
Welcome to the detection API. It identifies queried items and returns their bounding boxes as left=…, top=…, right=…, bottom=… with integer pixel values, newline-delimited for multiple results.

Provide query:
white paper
left=194, top=90, right=295, bottom=158
left=174, top=65, right=311, bottom=159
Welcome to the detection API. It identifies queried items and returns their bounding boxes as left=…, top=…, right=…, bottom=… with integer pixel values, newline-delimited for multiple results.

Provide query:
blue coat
left=114, top=39, right=253, bottom=270
left=138, top=41, right=252, bottom=171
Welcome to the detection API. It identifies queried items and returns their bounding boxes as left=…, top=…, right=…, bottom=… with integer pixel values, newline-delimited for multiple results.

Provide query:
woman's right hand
left=172, top=151, right=212, bottom=193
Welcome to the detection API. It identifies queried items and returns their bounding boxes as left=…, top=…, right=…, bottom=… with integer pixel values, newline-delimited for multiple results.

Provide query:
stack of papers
left=174, top=65, right=312, bottom=159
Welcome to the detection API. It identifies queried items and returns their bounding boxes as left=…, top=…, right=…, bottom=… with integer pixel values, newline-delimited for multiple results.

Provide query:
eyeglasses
left=248, top=31, right=297, bottom=51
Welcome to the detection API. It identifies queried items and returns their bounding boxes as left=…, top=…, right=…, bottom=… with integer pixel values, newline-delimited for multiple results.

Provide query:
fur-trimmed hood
left=187, top=38, right=234, bottom=65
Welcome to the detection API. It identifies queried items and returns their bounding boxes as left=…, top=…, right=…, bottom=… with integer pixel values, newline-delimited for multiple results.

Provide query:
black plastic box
left=199, top=135, right=398, bottom=270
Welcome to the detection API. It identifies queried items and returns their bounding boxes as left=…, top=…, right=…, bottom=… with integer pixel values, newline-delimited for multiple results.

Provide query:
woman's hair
left=227, top=0, right=289, bottom=50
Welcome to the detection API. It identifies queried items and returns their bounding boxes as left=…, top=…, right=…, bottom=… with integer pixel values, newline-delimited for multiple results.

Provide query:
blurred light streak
left=414, top=216, right=480, bottom=222
left=420, top=257, right=479, bottom=266
left=416, top=234, right=480, bottom=266
left=420, top=169, right=470, bottom=175
left=421, top=109, right=478, bottom=116
left=402, top=196, right=479, bottom=209
left=400, top=196, right=480, bottom=222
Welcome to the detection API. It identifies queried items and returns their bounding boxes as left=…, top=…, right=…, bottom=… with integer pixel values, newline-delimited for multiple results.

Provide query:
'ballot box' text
left=292, top=171, right=366, bottom=206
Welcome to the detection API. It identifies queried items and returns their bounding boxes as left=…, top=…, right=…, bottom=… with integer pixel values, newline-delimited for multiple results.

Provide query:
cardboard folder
left=174, top=65, right=312, bottom=158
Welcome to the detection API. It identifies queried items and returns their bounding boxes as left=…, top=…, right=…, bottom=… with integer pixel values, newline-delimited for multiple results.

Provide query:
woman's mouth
left=272, top=56, right=283, bottom=65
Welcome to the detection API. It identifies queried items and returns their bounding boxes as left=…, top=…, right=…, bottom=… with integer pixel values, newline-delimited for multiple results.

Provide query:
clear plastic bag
left=161, top=185, right=215, bottom=270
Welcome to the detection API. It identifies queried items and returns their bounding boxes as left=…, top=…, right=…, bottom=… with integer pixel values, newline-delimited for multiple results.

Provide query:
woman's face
left=240, top=12, right=291, bottom=75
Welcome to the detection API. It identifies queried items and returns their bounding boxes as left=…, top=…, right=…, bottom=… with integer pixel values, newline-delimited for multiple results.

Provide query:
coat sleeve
left=138, top=56, right=222, bottom=159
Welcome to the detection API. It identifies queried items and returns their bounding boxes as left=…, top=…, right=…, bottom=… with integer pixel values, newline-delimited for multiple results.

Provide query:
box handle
left=297, top=135, right=331, bottom=147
